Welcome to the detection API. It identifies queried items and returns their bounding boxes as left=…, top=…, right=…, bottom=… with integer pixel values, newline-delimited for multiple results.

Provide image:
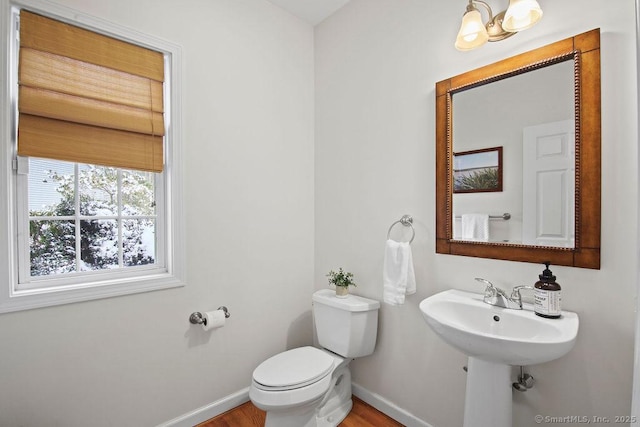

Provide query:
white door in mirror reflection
left=522, top=120, right=575, bottom=248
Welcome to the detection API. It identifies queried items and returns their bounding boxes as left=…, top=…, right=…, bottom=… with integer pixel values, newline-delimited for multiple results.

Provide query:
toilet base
left=316, top=365, right=352, bottom=426
left=263, top=400, right=324, bottom=427
left=263, top=363, right=353, bottom=427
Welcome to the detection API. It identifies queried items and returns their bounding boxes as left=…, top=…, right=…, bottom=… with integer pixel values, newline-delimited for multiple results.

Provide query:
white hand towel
left=461, top=214, right=489, bottom=241
left=406, top=245, right=416, bottom=295
left=383, top=239, right=416, bottom=305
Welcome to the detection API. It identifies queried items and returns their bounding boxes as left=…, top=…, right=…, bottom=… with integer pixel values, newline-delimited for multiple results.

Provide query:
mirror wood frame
left=435, top=29, right=601, bottom=269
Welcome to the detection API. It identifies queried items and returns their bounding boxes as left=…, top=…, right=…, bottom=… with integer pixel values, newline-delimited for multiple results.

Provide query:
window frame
left=0, top=0, right=185, bottom=313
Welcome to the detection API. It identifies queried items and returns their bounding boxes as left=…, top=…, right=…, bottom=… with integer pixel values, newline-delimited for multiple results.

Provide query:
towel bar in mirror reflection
left=454, top=213, right=511, bottom=220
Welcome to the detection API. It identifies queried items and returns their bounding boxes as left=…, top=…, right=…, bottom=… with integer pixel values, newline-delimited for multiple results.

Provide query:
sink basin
left=419, top=289, right=579, bottom=366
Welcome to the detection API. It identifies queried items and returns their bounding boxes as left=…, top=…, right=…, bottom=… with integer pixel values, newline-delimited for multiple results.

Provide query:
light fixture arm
left=464, top=0, right=516, bottom=42
left=467, top=0, right=495, bottom=24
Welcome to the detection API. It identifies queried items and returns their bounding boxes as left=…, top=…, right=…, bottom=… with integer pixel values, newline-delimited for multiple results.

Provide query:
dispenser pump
left=539, top=262, right=556, bottom=282
left=533, top=261, right=562, bottom=319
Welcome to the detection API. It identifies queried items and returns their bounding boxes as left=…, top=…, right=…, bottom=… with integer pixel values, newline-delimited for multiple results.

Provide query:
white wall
left=0, top=0, right=315, bottom=426
left=315, top=0, right=638, bottom=426
left=1, top=0, right=638, bottom=426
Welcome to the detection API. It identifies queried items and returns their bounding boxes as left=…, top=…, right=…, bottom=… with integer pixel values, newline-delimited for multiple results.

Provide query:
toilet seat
left=253, top=346, right=335, bottom=391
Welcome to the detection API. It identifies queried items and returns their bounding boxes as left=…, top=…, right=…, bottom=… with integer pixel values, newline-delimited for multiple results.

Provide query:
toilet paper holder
left=189, top=306, right=231, bottom=325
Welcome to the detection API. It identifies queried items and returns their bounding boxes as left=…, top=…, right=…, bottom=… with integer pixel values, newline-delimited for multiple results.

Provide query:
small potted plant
left=326, top=268, right=356, bottom=298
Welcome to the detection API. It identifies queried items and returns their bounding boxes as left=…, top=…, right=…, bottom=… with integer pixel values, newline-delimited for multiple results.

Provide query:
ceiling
left=266, top=0, right=351, bottom=26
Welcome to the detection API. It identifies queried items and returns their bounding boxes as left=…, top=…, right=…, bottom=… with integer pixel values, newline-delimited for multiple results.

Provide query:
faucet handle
left=510, top=285, right=535, bottom=301
left=475, top=278, right=499, bottom=296
left=475, top=277, right=495, bottom=289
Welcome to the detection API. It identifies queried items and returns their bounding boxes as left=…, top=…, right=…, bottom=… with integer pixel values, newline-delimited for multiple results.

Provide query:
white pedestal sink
left=419, top=289, right=579, bottom=427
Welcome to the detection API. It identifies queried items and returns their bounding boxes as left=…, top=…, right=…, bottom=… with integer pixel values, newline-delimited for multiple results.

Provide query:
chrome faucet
left=475, top=278, right=534, bottom=310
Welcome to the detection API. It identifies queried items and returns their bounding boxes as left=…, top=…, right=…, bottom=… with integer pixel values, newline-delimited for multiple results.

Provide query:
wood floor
left=197, top=396, right=404, bottom=427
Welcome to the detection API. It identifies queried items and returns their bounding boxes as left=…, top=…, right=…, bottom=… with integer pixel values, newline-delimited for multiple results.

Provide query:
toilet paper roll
left=202, top=309, right=226, bottom=331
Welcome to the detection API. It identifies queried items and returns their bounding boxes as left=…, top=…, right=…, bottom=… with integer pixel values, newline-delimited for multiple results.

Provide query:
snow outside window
left=18, top=159, right=162, bottom=288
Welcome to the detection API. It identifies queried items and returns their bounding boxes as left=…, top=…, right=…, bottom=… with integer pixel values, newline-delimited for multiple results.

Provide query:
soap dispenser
left=534, top=262, right=562, bottom=318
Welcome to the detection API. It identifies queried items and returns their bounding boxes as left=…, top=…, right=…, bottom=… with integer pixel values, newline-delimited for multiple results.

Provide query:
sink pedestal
left=463, top=357, right=512, bottom=427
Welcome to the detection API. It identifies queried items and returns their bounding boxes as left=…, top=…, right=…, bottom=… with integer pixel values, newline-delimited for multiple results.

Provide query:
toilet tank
left=312, top=289, right=380, bottom=358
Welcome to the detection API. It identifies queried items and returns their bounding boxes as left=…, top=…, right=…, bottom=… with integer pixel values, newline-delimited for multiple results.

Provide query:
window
left=0, top=1, right=184, bottom=313
left=21, top=159, right=160, bottom=283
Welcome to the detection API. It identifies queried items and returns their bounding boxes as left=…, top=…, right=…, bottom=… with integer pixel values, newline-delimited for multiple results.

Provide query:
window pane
left=25, top=160, right=158, bottom=279
left=79, top=165, right=118, bottom=216
left=123, top=219, right=155, bottom=266
left=30, top=219, right=76, bottom=275
left=80, top=219, right=118, bottom=270
left=122, top=170, right=155, bottom=216
left=29, top=158, right=75, bottom=216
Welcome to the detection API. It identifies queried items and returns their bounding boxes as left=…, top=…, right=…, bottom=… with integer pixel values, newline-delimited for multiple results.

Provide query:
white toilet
left=249, top=289, right=380, bottom=427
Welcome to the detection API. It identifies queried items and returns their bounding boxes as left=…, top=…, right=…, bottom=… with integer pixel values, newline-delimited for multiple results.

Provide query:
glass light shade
left=502, top=0, right=543, bottom=32
left=455, top=9, right=489, bottom=51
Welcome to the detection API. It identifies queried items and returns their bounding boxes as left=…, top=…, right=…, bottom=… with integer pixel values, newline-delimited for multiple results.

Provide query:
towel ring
left=387, top=215, right=415, bottom=243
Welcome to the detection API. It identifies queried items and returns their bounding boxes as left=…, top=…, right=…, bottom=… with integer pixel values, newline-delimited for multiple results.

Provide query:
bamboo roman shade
left=18, top=11, right=165, bottom=172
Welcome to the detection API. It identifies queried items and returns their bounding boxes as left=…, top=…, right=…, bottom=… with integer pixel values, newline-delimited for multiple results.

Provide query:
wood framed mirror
left=435, top=29, right=601, bottom=269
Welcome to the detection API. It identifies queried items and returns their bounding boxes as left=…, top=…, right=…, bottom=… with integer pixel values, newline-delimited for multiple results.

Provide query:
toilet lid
left=253, top=346, right=335, bottom=389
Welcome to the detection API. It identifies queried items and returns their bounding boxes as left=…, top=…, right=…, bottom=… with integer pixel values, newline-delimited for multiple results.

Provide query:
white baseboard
left=156, top=387, right=250, bottom=427
left=157, top=384, right=431, bottom=427
left=352, top=383, right=432, bottom=427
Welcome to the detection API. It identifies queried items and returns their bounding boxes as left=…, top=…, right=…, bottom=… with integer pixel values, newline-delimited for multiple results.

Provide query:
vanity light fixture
left=455, top=0, right=543, bottom=51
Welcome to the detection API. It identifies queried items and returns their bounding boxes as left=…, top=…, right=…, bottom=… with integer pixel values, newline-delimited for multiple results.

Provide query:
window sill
left=0, top=272, right=184, bottom=314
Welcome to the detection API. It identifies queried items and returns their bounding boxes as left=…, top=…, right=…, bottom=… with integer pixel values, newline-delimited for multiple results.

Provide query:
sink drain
left=493, top=315, right=500, bottom=321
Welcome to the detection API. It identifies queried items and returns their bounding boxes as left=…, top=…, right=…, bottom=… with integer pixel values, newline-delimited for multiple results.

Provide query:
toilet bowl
left=250, top=346, right=352, bottom=427
left=249, top=289, right=380, bottom=427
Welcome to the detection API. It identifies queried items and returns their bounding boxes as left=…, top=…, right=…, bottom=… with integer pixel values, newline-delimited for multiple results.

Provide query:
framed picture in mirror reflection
left=453, top=146, right=503, bottom=193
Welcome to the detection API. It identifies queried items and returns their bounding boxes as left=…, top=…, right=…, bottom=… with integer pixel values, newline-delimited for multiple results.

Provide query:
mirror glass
left=452, top=60, right=575, bottom=247
left=435, top=29, right=601, bottom=269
